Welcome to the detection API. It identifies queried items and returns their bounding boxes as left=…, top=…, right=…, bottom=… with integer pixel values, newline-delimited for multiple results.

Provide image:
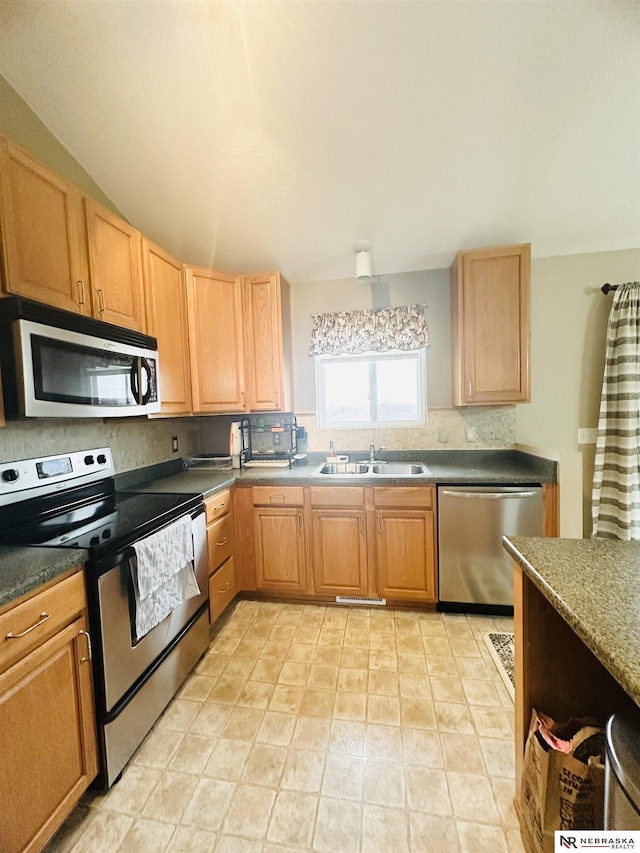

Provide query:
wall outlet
left=171, top=435, right=179, bottom=453
left=437, top=429, right=448, bottom=443
left=465, top=426, right=477, bottom=442
left=577, top=428, right=597, bottom=445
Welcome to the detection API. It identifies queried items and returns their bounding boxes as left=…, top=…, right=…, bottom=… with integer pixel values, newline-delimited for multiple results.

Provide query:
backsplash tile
left=296, top=407, right=515, bottom=453
left=0, top=418, right=200, bottom=471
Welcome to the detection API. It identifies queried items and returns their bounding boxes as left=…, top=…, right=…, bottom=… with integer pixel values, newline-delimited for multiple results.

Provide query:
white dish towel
left=130, top=514, right=200, bottom=640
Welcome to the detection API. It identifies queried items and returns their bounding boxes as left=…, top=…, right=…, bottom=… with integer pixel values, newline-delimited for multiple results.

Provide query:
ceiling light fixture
left=355, top=240, right=372, bottom=281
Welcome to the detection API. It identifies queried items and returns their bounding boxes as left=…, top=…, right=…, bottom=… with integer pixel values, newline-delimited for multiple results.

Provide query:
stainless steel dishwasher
left=437, top=485, right=543, bottom=613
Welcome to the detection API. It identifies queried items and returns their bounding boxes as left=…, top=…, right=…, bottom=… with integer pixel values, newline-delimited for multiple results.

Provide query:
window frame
left=315, top=348, right=427, bottom=430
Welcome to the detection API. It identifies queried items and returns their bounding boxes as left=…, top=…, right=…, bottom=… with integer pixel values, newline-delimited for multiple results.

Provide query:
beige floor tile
left=321, top=753, right=364, bottom=800
left=299, top=686, right=335, bottom=718
left=222, top=707, right=265, bottom=740
left=181, top=777, right=235, bottom=830
left=46, top=605, right=526, bottom=853
left=367, top=693, right=401, bottom=725
left=280, top=748, right=325, bottom=792
left=204, top=738, right=251, bottom=781
left=141, top=770, right=198, bottom=823
left=405, top=766, right=451, bottom=814
left=168, top=734, right=216, bottom=775
left=242, top=743, right=286, bottom=786
left=456, top=821, right=510, bottom=852
left=410, top=812, right=460, bottom=852
left=434, top=701, right=475, bottom=734
left=333, top=690, right=367, bottom=721
left=250, top=658, right=283, bottom=683
left=441, top=732, right=486, bottom=774
left=133, top=727, right=184, bottom=770
left=164, top=825, right=217, bottom=853
left=361, top=804, right=410, bottom=853
left=365, top=723, right=403, bottom=761
left=256, top=711, right=297, bottom=746
left=447, top=771, right=501, bottom=823
left=267, top=791, right=318, bottom=847
left=101, top=765, right=162, bottom=816
left=364, top=759, right=406, bottom=806
left=223, top=783, right=276, bottom=838
left=268, top=684, right=304, bottom=714
left=307, top=664, right=338, bottom=690
left=313, top=796, right=362, bottom=852
left=291, top=715, right=331, bottom=751
left=402, top=728, right=443, bottom=768
left=328, top=719, right=366, bottom=756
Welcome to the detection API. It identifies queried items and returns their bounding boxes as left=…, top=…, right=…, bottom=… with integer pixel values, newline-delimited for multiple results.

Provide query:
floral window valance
left=309, top=305, right=430, bottom=356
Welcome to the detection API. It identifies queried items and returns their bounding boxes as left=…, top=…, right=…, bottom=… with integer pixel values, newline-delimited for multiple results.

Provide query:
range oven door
left=12, top=318, right=160, bottom=417
left=93, top=509, right=208, bottom=714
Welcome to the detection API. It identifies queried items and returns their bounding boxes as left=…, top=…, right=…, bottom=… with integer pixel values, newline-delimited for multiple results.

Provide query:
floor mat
left=484, top=631, right=515, bottom=701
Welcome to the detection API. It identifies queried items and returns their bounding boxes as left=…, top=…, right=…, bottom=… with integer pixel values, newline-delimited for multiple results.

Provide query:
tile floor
left=46, top=600, right=525, bottom=853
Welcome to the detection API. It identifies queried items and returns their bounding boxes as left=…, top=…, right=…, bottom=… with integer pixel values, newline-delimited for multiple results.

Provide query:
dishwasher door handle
left=440, top=490, right=539, bottom=499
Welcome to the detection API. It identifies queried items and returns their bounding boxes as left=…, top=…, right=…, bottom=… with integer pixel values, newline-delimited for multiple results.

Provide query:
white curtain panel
left=592, top=282, right=640, bottom=539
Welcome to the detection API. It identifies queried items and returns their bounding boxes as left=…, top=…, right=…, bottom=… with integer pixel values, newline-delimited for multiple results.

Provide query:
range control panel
left=0, top=448, right=115, bottom=506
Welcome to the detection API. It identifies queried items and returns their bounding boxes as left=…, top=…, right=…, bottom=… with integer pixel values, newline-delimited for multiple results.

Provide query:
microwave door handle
left=130, top=357, right=141, bottom=404
left=140, top=357, right=152, bottom=405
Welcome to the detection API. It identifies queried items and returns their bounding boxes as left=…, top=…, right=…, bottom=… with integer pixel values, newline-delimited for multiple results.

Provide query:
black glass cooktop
left=0, top=487, right=202, bottom=559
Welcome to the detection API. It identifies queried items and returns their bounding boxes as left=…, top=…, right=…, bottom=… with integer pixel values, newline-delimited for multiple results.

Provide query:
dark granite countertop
left=503, top=536, right=640, bottom=708
left=127, top=449, right=556, bottom=499
left=0, top=545, right=88, bottom=612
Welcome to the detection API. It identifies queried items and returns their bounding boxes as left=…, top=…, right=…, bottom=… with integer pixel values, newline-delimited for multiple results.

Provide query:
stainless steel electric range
left=0, top=448, right=210, bottom=787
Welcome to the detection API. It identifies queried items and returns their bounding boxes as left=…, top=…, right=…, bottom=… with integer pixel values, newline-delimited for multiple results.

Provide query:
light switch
left=577, top=428, right=597, bottom=445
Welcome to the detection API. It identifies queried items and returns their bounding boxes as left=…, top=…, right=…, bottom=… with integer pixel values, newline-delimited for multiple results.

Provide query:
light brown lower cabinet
left=254, top=506, right=307, bottom=592
left=204, top=489, right=237, bottom=623
left=311, top=508, right=368, bottom=596
left=0, top=571, right=97, bottom=853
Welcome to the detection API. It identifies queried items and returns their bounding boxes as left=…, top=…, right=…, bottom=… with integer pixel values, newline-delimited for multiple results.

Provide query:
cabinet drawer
left=373, top=486, right=434, bottom=509
left=0, top=570, right=86, bottom=674
left=209, top=557, right=237, bottom=623
left=207, top=512, right=235, bottom=574
left=205, top=488, right=232, bottom=523
left=252, top=486, right=304, bottom=507
left=309, top=486, right=365, bottom=508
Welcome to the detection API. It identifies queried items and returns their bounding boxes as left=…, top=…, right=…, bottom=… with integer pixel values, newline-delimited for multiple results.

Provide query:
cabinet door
left=0, top=139, right=89, bottom=313
left=142, top=239, right=192, bottom=415
left=311, top=508, right=368, bottom=596
left=243, top=272, right=291, bottom=412
left=186, top=266, right=246, bottom=414
left=451, top=243, right=530, bottom=405
left=376, top=509, right=436, bottom=602
left=0, top=615, right=97, bottom=853
left=85, top=198, right=146, bottom=332
left=254, top=507, right=306, bottom=592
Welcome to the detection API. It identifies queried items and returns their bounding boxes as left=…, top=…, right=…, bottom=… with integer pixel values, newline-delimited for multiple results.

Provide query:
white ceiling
left=0, top=1, right=638, bottom=283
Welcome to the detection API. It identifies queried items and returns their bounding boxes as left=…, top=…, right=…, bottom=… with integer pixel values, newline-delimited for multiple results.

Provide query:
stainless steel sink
left=317, top=462, right=370, bottom=475
left=315, top=461, right=431, bottom=477
left=369, top=463, right=431, bottom=476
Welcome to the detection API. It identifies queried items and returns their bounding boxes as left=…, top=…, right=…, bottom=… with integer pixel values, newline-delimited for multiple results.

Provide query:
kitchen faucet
left=368, top=443, right=386, bottom=463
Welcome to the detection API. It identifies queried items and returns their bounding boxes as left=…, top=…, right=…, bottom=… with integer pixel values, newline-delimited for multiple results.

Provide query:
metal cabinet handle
left=466, top=380, right=472, bottom=398
left=214, top=502, right=227, bottom=511
left=97, top=288, right=106, bottom=314
left=360, top=515, right=365, bottom=534
left=76, top=279, right=85, bottom=306
left=377, top=515, right=382, bottom=533
left=298, top=513, right=302, bottom=531
left=79, top=629, right=92, bottom=662
left=5, top=611, right=50, bottom=639
left=275, top=389, right=279, bottom=407
left=218, top=582, right=231, bottom=595
left=269, top=494, right=286, bottom=504
left=216, top=537, right=228, bottom=546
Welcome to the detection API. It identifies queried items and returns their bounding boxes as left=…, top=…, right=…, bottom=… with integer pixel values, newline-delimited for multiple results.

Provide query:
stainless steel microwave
left=0, top=297, right=160, bottom=418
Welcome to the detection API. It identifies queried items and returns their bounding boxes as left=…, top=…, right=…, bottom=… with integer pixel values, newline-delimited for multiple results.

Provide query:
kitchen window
left=315, top=348, right=427, bottom=429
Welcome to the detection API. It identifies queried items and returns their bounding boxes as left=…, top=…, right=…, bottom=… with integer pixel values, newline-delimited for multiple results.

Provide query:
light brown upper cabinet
left=0, top=137, right=90, bottom=314
left=450, top=243, right=531, bottom=405
left=243, top=272, right=293, bottom=412
left=185, top=266, right=246, bottom=414
left=142, top=239, right=192, bottom=416
left=85, top=199, right=146, bottom=333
